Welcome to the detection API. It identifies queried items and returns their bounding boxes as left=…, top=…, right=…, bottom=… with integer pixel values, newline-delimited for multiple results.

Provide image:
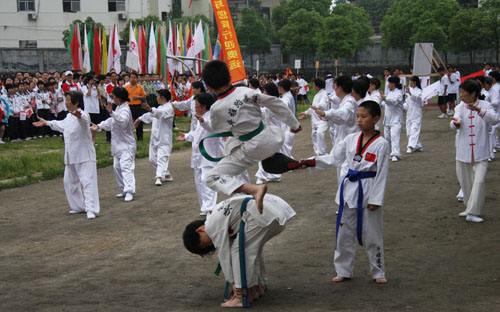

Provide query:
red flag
left=93, top=27, right=102, bottom=74
left=138, top=25, right=147, bottom=74
left=156, top=26, right=162, bottom=75
left=460, top=70, right=485, bottom=83
left=70, top=23, right=82, bottom=70
left=189, top=0, right=193, bottom=8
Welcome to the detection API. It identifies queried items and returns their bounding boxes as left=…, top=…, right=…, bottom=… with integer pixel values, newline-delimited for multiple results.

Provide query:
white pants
left=255, top=161, right=282, bottom=182
left=489, top=125, right=498, bottom=159
left=384, top=123, right=401, bottom=157
left=149, top=144, right=171, bottom=179
left=230, top=219, right=284, bottom=288
left=335, top=206, right=385, bottom=279
left=406, top=116, right=423, bottom=150
left=113, top=151, right=136, bottom=194
left=456, top=160, right=488, bottom=216
left=282, top=131, right=295, bottom=158
left=194, top=166, right=218, bottom=213
left=64, top=161, right=100, bottom=214
left=206, top=130, right=283, bottom=195
left=329, top=125, right=336, bottom=148
left=312, top=125, right=328, bottom=156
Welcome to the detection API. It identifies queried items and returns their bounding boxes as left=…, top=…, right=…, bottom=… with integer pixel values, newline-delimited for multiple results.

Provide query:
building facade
left=0, top=0, right=212, bottom=49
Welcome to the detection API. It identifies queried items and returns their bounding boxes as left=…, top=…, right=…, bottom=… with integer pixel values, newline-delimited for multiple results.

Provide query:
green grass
left=0, top=117, right=192, bottom=191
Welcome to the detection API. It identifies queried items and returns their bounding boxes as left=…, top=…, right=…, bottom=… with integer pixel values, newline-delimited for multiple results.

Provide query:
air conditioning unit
left=118, top=13, right=128, bottom=20
left=27, top=13, right=38, bottom=21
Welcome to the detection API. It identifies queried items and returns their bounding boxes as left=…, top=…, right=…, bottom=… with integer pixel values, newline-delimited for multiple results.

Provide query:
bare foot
left=332, top=276, right=350, bottom=283
left=254, top=184, right=267, bottom=214
left=374, top=277, right=388, bottom=284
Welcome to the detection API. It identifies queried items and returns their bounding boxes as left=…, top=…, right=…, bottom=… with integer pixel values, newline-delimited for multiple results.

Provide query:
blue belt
left=337, top=169, right=377, bottom=246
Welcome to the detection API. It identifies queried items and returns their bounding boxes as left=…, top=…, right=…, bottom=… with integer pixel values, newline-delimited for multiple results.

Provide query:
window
left=18, top=0, right=35, bottom=11
left=63, top=0, right=80, bottom=12
left=108, top=0, right=125, bottom=12
left=19, top=40, right=37, bottom=49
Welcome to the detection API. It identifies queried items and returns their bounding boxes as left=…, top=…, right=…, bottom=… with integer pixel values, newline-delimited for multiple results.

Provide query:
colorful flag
left=167, top=21, right=176, bottom=76
left=111, top=25, right=122, bottom=73
left=203, top=23, right=212, bottom=62
left=101, top=28, right=108, bottom=74
left=176, top=24, right=183, bottom=73
left=88, top=26, right=94, bottom=70
left=147, top=22, right=157, bottom=74
left=69, top=23, right=82, bottom=71
left=93, top=26, right=102, bottom=74
left=213, top=33, right=221, bottom=60
left=82, top=25, right=91, bottom=73
left=138, top=25, right=147, bottom=74
left=125, top=22, right=140, bottom=72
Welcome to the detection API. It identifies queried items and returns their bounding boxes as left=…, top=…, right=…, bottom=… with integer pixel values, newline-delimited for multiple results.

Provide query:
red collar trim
left=356, top=131, right=381, bottom=156
left=217, top=86, right=235, bottom=99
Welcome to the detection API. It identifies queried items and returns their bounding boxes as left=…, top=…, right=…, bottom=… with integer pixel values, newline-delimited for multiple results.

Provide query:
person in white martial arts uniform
left=300, top=100, right=389, bottom=284
left=313, top=75, right=358, bottom=183
left=255, top=82, right=287, bottom=184
left=93, top=87, right=136, bottom=202
left=437, top=67, right=451, bottom=119
left=201, top=61, right=301, bottom=212
left=135, top=89, right=174, bottom=186
left=451, top=79, right=499, bottom=223
left=33, top=91, right=100, bottom=219
left=299, top=78, right=330, bottom=156
left=325, top=89, right=342, bottom=148
left=178, top=93, right=224, bottom=216
left=325, top=73, right=335, bottom=96
left=487, top=71, right=500, bottom=154
left=404, top=76, right=424, bottom=153
left=366, top=77, right=383, bottom=131
left=183, top=193, right=296, bottom=308
left=278, top=79, right=297, bottom=158
left=381, top=76, right=404, bottom=162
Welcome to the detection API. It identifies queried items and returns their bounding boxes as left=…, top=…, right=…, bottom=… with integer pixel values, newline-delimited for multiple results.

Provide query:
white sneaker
left=465, top=215, right=484, bottom=223
left=437, top=113, right=447, bottom=119
left=268, top=178, right=282, bottom=183
left=447, top=109, right=455, bottom=116
left=86, top=211, right=96, bottom=219
left=115, top=193, right=125, bottom=198
left=124, top=193, right=134, bottom=202
left=162, top=175, right=173, bottom=182
left=457, top=196, right=464, bottom=203
left=458, top=211, right=468, bottom=217
left=406, top=147, right=413, bottom=154
left=0, top=139, right=5, bottom=144
left=256, top=178, right=266, bottom=185
left=25, top=137, right=32, bottom=141
left=155, top=178, right=162, bottom=186
left=391, top=156, right=399, bottom=162
left=200, top=211, right=207, bottom=217
left=69, top=210, right=81, bottom=214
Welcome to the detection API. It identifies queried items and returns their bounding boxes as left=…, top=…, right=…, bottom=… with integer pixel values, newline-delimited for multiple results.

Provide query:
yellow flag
left=101, top=29, right=108, bottom=74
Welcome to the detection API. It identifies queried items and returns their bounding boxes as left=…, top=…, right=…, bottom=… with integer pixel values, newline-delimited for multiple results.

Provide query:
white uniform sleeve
left=315, top=137, right=347, bottom=169
left=324, top=102, right=355, bottom=125
left=489, top=86, right=500, bottom=109
left=139, top=112, right=153, bottom=124
left=256, top=93, right=300, bottom=130
left=367, top=142, right=390, bottom=206
left=110, top=108, right=131, bottom=127
left=384, top=90, right=403, bottom=107
left=47, top=120, right=65, bottom=133
left=98, top=117, right=114, bottom=131
left=479, top=103, right=499, bottom=126
left=171, top=98, right=192, bottom=111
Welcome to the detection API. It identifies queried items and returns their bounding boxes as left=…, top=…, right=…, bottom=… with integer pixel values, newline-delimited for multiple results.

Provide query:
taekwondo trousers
left=230, top=219, right=284, bottom=288
left=194, top=165, right=218, bottom=214
left=406, top=115, right=423, bottom=150
left=113, top=151, right=136, bottom=194
left=64, top=161, right=100, bottom=214
left=282, top=131, right=295, bottom=158
left=384, top=122, right=402, bottom=158
left=311, top=124, right=328, bottom=156
left=205, top=126, right=283, bottom=195
left=149, top=144, right=172, bottom=179
left=335, top=205, right=385, bottom=279
left=456, top=160, right=488, bottom=216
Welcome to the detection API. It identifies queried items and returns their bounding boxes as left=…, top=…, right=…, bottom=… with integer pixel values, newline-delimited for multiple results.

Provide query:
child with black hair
left=451, top=79, right=498, bottom=223
left=178, top=92, right=226, bottom=215
left=299, top=78, right=330, bottom=156
left=382, top=76, right=404, bottom=162
left=366, top=78, right=382, bottom=104
left=33, top=91, right=100, bottom=220
left=34, top=80, right=51, bottom=138
left=135, top=89, right=175, bottom=186
left=300, top=100, right=390, bottom=284
left=352, top=78, right=369, bottom=105
left=183, top=193, right=296, bottom=308
left=201, top=60, right=301, bottom=213
left=93, top=87, right=136, bottom=202
left=405, top=76, right=424, bottom=154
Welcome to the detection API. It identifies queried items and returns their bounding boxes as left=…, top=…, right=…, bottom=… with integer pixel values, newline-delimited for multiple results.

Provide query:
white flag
left=147, top=22, right=157, bottom=74
left=111, top=25, right=122, bottom=73
left=167, top=21, right=175, bottom=76
left=175, top=24, right=183, bottom=73
left=82, top=26, right=91, bottom=73
left=125, top=22, right=140, bottom=72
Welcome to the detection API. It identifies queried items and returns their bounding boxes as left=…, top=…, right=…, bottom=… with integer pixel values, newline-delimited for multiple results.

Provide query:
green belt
left=199, top=121, right=265, bottom=162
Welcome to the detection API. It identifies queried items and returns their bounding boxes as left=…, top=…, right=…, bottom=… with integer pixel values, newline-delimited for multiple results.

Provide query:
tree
left=331, top=3, right=373, bottom=52
left=381, top=0, right=459, bottom=65
left=354, top=0, right=394, bottom=31
left=236, top=8, right=271, bottom=68
left=316, top=15, right=358, bottom=59
left=449, top=8, right=493, bottom=63
left=62, top=17, right=104, bottom=48
left=119, top=15, right=162, bottom=42
left=272, top=0, right=331, bottom=32
left=479, top=0, right=500, bottom=63
left=277, top=9, right=323, bottom=61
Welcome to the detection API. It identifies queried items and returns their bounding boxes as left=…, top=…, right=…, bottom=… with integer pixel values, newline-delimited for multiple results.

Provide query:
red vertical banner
left=210, top=0, right=246, bottom=84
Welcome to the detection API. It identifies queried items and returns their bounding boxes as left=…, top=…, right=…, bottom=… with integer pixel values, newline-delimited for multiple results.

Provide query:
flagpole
left=165, top=54, right=209, bottom=77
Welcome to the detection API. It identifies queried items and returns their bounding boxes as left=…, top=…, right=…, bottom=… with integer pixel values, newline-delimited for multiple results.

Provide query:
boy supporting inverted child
left=200, top=61, right=302, bottom=213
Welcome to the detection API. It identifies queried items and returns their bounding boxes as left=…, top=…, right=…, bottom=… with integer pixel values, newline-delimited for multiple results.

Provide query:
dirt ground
left=1, top=107, right=499, bottom=312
